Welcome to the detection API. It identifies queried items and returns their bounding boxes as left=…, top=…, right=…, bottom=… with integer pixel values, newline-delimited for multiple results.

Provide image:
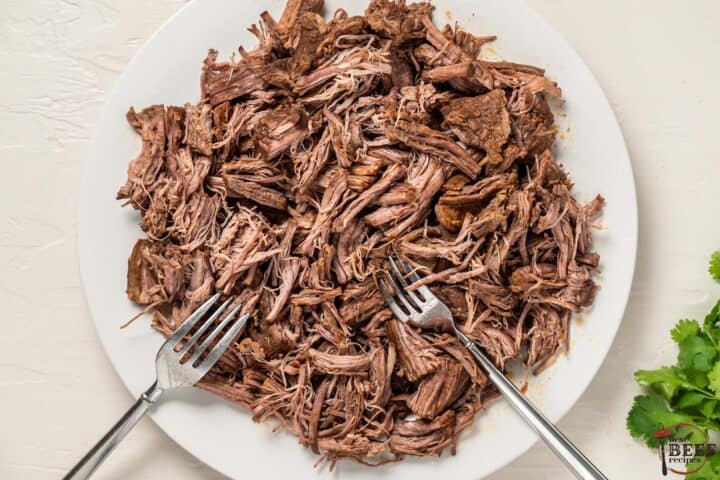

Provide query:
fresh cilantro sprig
left=710, top=251, right=720, bottom=282
left=686, top=453, right=720, bottom=479
left=627, top=251, right=720, bottom=477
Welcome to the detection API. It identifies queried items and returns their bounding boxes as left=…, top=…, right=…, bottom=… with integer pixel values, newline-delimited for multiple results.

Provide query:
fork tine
left=379, top=277, right=410, bottom=322
left=197, top=312, right=250, bottom=375
left=187, top=304, right=244, bottom=366
left=389, top=256, right=425, bottom=305
left=382, top=270, right=418, bottom=314
left=177, top=297, right=233, bottom=357
left=388, top=256, right=410, bottom=287
left=394, top=256, right=435, bottom=301
left=165, top=293, right=221, bottom=348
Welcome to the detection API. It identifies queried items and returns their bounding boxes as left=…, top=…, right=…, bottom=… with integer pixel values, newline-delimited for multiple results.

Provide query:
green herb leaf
left=679, top=335, right=717, bottom=373
left=675, top=391, right=708, bottom=410
left=636, top=367, right=686, bottom=400
left=676, top=423, right=708, bottom=444
left=687, top=452, right=720, bottom=480
left=674, top=319, right=701, bottom=343
left=686, top=457, right=713, bottom=480
left=700, top=399, right=719, bottom=419
left=684, top=368, right=712, bottom=390
left=627, top=395, right=697, bottom=447
left=710, top=251, right=720, bottom=282
left=705, top=301, right=720, bottom=346
left=708, top=361, right=720, bottom=395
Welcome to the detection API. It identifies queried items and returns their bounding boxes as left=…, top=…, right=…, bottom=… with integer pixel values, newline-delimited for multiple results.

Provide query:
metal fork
left=64, top=293, right=249, bottom=480
left=380, top=257, right=607, bottom=480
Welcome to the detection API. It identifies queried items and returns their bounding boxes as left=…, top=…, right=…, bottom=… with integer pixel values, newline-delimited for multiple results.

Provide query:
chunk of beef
left=365, top=0, right=433, bottom=44
left=406, top=358, right=469, bottom=418
left=253, top=105, right=311, bottom=159
left=386, top=319, right=440, bottom=381
left=224, top=174, right=288, bottom=210
left=117, top=105, right=166, bottom=208
left=384, top=120, right=480, bottom=178
left=441, top=90, right=511, bottom=161
left=201, top=50, right=267, bottom=106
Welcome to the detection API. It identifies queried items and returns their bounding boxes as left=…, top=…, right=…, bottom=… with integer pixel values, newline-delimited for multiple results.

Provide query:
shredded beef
left=118, top=0, right=602, bottom=467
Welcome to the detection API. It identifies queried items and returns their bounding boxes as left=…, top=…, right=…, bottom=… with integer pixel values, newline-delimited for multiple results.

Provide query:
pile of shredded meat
left=118, top=0, right=603, bottom=466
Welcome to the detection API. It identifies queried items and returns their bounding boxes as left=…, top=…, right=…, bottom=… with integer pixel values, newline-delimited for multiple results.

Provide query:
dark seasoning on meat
left=118, top=0, right=604, bottom=467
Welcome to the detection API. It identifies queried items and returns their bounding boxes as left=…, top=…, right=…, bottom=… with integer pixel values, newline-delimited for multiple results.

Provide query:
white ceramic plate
left=78, top=0, right=637, bottom=478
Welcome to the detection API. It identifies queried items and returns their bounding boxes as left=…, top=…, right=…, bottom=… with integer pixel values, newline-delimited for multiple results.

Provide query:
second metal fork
left=64, top=293, right=249, bottom=480
left=379, top=256, right=607, bottom=480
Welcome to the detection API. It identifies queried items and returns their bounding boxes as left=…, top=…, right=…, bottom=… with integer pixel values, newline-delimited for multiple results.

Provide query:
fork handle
left=64, top=382, right=164, bottom=480
left=454, top=330, right=607, bottom=480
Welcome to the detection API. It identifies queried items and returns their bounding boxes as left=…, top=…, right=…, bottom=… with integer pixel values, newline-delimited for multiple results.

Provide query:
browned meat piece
left=422, top=62, right=473, bottom=84
left=126, top=240, right=163, bottom=305
left=316, top=15, right=367, bottom=63
left=276, top=0, right=325, bottom=48
left=293, top=129, right=332, bottom=193
left=265, top=225, right=300, bottom=322
left=420, top=16, right=562, bottom=98
left=183, top=250, right=214, bottom=311
left=434, top=174, right=471, bottom=231
left=384, top=120, right=480, bottom=178
left=338, top=279, right=386, bottom=324
left=333, top=217, right=366, bottom=284
left=441, top=90, right=511, bottom=160
left=434, top=285, right=468, bottom=319
left=526, top=306, right=568, bottom=370
left=368, top=342, right=395, bottom=406
left=390, top=49, right=415, bottom=87
left=297, top=170, right=349, bottom=256
left=117, top=0, right=602, bottom=466
left=442, top=24, right=496, bottom=58
left=334, top=163, right=405, bottom=231
left=347, top=149, right=391, bottom=192
left=439, top=172, right=516, bottom=207
left=165, top=106, right=186, bottom=156
left=435, top=203, right=465, bottom=232
left=126, top=238, right=190, bottom=308
left=223, top=174, right=288, bottom=210
left=308, top=349, right=371, bottom=376
left=117, top=105, right=166, bottom=208
left=510, top=263, right=560, bottom=293
left=382, top=156, right=445, bottom=238
left=386, top=319, right=440, bottom=381
left=512, top=93, right=556, bottom=158
left=420, top=16, right=494, bottom=90
left=509, top=261, right=597, bottom=313
left=289, top=12, right=327, bottom=77
left=414, top=44, right=485, bottom=93
left=294, top=45, right=391, bottom=96
left=184, top=103, right=213, bottom=156
left=390, top=410, right=456, bottom=456
left=439, top=336, right=488, bottom=386
left=325, top=110, right=353, bottom=168
left=561, top=262, right=598, bottom=308
left=406, top=358, right=469, bottom=418
left=201, top=50, right=267, bottom=106
left=364, top=204, right=410, bottom=227
left=365, top=0, right=433, bottom=44
left=171, top=192, right=220, bottom=251
left=212, top=208, right=277, bottom=294
left=219, top=157, right=286, bottom=186
left=253, top=105, right=310, bottom=159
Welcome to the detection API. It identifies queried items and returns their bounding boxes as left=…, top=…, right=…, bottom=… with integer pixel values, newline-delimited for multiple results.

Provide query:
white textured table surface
left=2, top=1, right=719, bottom=479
